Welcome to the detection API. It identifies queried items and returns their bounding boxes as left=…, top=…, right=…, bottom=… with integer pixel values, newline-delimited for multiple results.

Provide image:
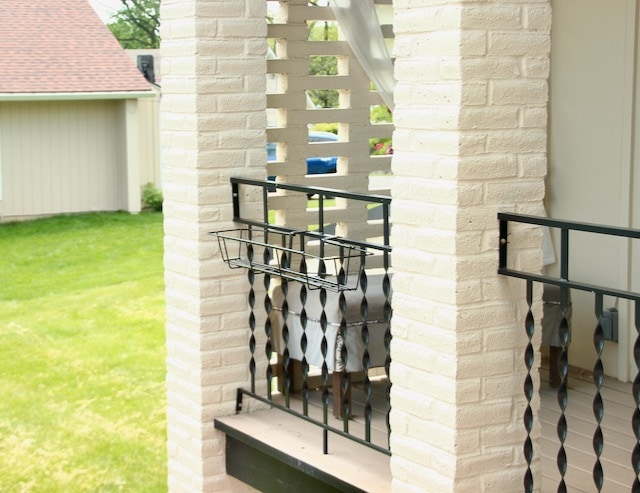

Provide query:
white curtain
left=328, top=0, right=395, bottom=110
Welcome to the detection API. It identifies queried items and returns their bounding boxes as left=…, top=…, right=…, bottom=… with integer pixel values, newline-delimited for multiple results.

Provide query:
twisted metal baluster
left=299, top=271, right=309, bottom=416
left=319, top=258, right=330, bottom=454
left=523, top=280, right=535, bottom=493
left=263, top=246, right=274, bottom=401
left=338, top=260, right=350, bottom=430
left=380, top=201, right=392, bottom=448
left=281, top=270, right=291, bottom=408
left=379, top=201, right=392, bottom=447
left=382, top=255, right=392, bottom=448
left=593, top=294, right=605, bottom=491
left=279, top=250, right=291, bottom=408
left=632, top=301, right=640, bottom=491
left=556, top=286, right=571, bottom=493
left=360, top=268, right=372, bottom=442
left=247, top=262, right=257, bottom=394
left=298, top=238, right=310, bottom=416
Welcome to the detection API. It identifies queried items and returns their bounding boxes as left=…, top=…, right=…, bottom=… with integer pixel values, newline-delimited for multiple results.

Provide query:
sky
left=88, top=0, right=122, bottom=23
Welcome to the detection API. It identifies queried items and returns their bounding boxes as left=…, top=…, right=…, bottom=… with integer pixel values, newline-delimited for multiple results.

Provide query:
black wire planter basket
left=212, top=226, right=369, bottom=292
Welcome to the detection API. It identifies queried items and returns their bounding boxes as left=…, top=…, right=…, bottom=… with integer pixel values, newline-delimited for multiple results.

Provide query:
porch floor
left=216, top=376, right=391, bottom=492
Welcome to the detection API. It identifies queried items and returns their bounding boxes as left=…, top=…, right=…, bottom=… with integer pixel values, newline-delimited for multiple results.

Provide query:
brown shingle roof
left=0, top=0, right=152, bottom=94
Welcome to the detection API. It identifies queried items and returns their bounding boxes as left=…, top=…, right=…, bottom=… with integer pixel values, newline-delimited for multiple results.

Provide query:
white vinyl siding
left=0, top=99, right=126, bottom=219
left=138, top=93, right=161, bottom=187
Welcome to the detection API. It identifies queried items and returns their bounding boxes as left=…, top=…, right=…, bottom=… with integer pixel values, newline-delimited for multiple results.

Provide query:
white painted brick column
left=161, top=0, right=266, bottom=491
left=390, top=2, right=551, bottom=491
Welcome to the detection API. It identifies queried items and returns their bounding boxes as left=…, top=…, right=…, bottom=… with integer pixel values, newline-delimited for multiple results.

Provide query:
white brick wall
left=161, top=0, right=267, bottom=491
left=390, top=1, right=549, bottom=491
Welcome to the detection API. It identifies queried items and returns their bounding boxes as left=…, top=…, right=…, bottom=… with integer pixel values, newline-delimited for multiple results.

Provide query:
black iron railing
left=498, top=213, right=640, bottom=492
left=213, top=178, right=392, bottom=455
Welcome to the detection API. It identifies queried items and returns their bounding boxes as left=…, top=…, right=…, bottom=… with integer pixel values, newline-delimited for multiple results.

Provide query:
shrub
left=142, top=182, right=163, bottom=212
left=310, top=123, right=338, bottom=134
left=370, top=137, right=393, bottom=155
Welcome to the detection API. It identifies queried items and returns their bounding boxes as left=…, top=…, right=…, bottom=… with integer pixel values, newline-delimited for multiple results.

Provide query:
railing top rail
left=498, top=213, right=640, bottom=301
left=231, top=177, right=393, bottom=205
left=498, top=212, right=640, bottom=239
left=227, top=178, right=392, bottom=254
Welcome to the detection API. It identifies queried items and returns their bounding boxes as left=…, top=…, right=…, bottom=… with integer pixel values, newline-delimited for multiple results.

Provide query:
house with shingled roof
left=0, top=0, right=157, bottom=221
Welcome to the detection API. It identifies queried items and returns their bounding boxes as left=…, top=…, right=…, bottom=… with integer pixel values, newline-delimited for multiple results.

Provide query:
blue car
left=267, top=131, right=338, bottom=176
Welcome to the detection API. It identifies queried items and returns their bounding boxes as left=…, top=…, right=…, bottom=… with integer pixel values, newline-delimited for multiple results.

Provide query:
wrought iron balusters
left=498, top=212, right=640, bottom=492
left=299, top=258, right=309, bottom=416
left=319, top=274, right=330, bottom=454
left=264, top=247, right=274, bottom=401
left=593, top=294, right=605, bottom=491
left=216, top=178, right=393, bottom=456
left=338, top=261, right=350, bottom=430
left=247, top=245, right=257, bottom=395
left=523, top=280, right=535, bottom=493
left=281, top=274, right=291, bottom=408
left=633, top=300, right=640, bottom=491
left=383, top=268, right=392, bottom=447
left=556, top=287, right=570, bottom=493
left=360, top=268, right=372, bottom=442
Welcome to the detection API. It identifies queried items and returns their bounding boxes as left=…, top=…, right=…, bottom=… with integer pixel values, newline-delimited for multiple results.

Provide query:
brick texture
left=161, top=0, right=267, bottom=491
left=390, top=1, right=549, bottom=491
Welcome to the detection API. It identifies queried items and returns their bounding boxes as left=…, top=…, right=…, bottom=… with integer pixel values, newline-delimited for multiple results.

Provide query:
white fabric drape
left=328, top=0, right=395, bottom=110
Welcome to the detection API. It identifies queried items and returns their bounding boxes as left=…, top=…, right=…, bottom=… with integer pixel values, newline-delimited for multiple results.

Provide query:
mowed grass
left=0, top=212, right=166, bottom=492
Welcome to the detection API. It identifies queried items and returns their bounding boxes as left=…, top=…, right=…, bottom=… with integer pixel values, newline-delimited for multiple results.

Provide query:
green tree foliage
left=307, top=20, right=339, bottom=108
left=371, top=105, right=392, bottom=123
left=141, top=182, right=163, bottom=211
left=108, top=0, right=160, bottom=49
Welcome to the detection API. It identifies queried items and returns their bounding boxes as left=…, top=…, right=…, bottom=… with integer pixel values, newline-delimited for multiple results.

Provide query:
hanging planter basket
left=212, top=227, right=368, bottom=292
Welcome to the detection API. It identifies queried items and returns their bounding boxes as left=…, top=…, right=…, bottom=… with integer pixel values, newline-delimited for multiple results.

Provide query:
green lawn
left=0, top=212, right=166, bottom=492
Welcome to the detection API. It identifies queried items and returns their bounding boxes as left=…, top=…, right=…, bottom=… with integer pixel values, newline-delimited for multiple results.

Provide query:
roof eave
left=0, top=90, right=157, bottom=101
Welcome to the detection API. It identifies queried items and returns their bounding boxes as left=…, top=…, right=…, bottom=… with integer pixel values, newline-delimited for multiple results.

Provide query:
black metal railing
left=213, top=178, right=392, bottom=455
left=498, top=212, right=640, bottom=492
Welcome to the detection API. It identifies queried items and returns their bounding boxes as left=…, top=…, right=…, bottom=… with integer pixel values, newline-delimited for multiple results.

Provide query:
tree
left=108, top=0, right=160, bottom=49
left=307, top=21, right=339, bottom=108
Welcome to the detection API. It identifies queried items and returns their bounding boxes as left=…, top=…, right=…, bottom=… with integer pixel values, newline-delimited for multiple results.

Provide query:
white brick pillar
left=161, top=0, right=266, bottom=491
left=390, top=2, right=551, bottom=491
